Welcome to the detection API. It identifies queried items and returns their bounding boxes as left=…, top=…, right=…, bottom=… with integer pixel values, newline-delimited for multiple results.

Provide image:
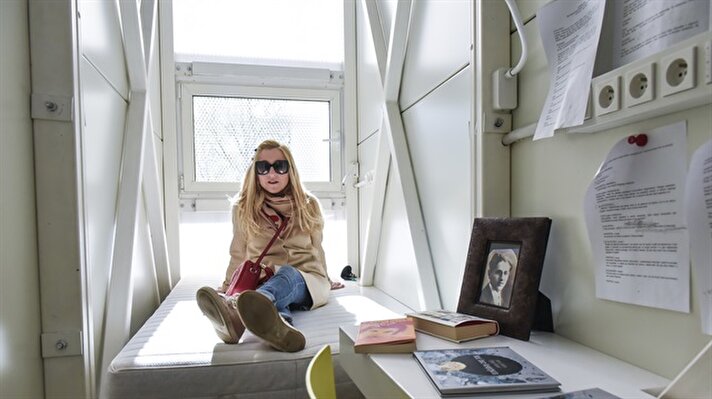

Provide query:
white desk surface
left=339, top=324, right=670, bottom=398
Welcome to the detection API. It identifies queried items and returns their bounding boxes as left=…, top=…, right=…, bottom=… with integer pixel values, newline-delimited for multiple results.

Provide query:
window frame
left=178, top=75, right=343, bottom=196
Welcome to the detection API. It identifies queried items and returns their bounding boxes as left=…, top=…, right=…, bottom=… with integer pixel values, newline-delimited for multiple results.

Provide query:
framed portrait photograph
left=457, top=217, right=552, bottom=341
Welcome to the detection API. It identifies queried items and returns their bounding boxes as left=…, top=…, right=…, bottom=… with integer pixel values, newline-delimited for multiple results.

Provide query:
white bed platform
left=104, top=275, right=413, bottom=398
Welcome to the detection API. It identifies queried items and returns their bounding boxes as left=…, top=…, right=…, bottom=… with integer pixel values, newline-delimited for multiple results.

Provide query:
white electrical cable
left=503, top=0, right=528, bottom=78
left=502, top=122, right=536, bottom=146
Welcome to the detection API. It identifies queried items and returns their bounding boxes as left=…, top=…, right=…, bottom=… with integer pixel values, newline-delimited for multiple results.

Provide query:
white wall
left=511, top=0, right=712, bottom=379
left=27, top=0, right=164, bottom=395
left=0, top=0, right=45, bottom=397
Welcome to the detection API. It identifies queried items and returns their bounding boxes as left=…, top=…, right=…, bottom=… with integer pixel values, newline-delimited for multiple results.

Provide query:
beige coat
left=221, top=197, right=331, bottom=309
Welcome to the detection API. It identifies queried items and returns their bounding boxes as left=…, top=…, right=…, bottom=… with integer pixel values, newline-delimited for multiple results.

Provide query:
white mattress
left=105, top=275, right=408, bottom=398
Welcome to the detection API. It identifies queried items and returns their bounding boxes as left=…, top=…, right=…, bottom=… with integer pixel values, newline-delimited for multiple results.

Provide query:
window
left=173, top=0, right=344, bottom=69
left=168, top=0, right=353, bottom=277
left=179, top=81, right=342, bottom=195
left=173, top=0, right=346, bottom=197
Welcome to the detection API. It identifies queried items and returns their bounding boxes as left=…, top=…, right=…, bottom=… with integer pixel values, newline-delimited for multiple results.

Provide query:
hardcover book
left=354, top=317, right=416, bottom=354
left=407, top=310, right=499, bottom=343
left=413, top=346, right=561, bottom=395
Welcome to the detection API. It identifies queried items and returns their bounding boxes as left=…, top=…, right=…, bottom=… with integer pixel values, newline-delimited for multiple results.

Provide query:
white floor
left=179, top=208, right=348, bottom=282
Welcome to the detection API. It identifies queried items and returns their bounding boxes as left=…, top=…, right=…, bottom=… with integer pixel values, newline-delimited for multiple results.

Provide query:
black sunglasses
left=255, top=160, right=290, bottom=175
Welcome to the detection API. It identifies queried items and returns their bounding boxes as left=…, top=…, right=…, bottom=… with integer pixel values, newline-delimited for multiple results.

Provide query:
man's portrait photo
left=478, top=244, right=520, bottom=309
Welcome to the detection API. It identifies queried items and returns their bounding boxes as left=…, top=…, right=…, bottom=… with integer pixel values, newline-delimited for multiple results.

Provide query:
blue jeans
left=256, top=265, right=312, bottom=324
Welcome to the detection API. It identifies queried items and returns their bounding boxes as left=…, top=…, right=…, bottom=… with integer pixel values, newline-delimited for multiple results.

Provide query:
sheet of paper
left=611, top=0, right=710, bottom=69
left=534, top=0, right=606, bottom=140
left=584, top=121, right=689, bottom=312
left=684, top=139, right=712, bottom=334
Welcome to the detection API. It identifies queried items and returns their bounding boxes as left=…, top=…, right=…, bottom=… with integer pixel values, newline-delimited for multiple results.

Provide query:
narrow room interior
left=1, top=0, right=711, bottom=398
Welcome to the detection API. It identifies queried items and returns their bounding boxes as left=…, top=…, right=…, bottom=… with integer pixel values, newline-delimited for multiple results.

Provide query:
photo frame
left=457, top=217, right=552, bottom=341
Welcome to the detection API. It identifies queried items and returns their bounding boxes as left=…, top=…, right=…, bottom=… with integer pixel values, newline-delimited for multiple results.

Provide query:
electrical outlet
left=593, top=76, right=620, bottom=116
left=661, top=46, right=696, bottom=97
left=625, top=63, right=655, bottom=107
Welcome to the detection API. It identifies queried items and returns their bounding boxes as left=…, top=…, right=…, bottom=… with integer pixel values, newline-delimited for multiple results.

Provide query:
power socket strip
left=575, top=31, right=712, bottom=134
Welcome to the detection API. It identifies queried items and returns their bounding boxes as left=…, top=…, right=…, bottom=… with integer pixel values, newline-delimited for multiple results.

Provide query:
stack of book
left=407, top=309, right=499, bottom=342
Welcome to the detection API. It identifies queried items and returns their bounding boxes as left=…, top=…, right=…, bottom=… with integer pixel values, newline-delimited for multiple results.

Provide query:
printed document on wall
left=611, top=0, right=710, bottom=69
left=533, top=0, right=605, bottom=140
left=584, top=121, right=689, bottom=312
left=684, top=139, right=712, bottom=334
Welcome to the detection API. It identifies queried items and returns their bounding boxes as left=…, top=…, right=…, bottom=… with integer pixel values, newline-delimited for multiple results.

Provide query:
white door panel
left=357, top=0, right=385, bottom=144
left=402, top=66, right=472, bottom=310
left=78, top=0, right=129, bottom=99
left=400, top=0, right=471, bottom=110
left=374, top=167, right=421, bottom=310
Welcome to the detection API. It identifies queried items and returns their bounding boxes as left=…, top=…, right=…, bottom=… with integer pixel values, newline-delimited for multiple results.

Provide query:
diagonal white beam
left=143, top=106, right=172, bottom=300
left=382, top=0, right=409, bottom=102
left=382, top=100, right=440, bottom=310
left=138, top=0, right=172, bottom=299
left=99, top=90, right=148, bottom=396
left=140, top=0, right=157, bottom=64
left=360, top=117, right=390, bottom=285
left=157, top=0, right=182, bottom=289
left=359, top=0, right=440, bottom=309
left=363, top=0, right=387, bottom=83
left=119, top=0, right=147, bottom=91
left=100, top=0, right=171, bottom=394
left=359, top=0, right=390, bottom=286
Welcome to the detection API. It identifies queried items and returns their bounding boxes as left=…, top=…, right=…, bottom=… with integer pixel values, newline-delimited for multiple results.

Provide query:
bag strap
left=254, top=215, right=289, bottom=266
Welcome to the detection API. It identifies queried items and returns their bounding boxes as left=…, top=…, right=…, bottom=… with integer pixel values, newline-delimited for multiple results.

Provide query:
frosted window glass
left=192, top=96, right=331, bottom=183
left=173, top=0, right=344, bottom=69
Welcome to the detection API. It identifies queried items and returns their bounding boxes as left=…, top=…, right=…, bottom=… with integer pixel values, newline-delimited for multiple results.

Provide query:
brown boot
left=196, top=286, right=245, bottom=344
left=236, top=290, right=306, bottom=352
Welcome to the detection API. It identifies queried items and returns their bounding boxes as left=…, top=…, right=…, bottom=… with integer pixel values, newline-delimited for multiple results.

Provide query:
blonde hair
left=235, top=139, right=322, bottom=236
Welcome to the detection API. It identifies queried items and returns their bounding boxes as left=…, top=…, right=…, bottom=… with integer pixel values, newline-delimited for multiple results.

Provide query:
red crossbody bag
left=224, top=216, right=289, bottom=296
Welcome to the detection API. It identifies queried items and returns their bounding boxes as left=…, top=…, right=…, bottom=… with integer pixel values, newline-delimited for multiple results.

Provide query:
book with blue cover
left=413, top=346, right=561, bottom=395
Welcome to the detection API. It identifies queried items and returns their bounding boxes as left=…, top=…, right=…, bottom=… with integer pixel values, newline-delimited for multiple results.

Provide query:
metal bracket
left=482, top=112, right=512, bottom=134
left=341, top=161, right=359, bottom=187
left=41, top=331, right=83, bottom=358
left=31, top=93, right=73, bottom=122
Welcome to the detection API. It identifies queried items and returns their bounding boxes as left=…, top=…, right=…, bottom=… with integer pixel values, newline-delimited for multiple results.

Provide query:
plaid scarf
left=261, top=194, right=293, bottom=235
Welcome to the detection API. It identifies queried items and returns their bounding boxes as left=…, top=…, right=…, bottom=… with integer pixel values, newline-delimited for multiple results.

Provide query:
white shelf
left=339, top=324, right=670, bottom=398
